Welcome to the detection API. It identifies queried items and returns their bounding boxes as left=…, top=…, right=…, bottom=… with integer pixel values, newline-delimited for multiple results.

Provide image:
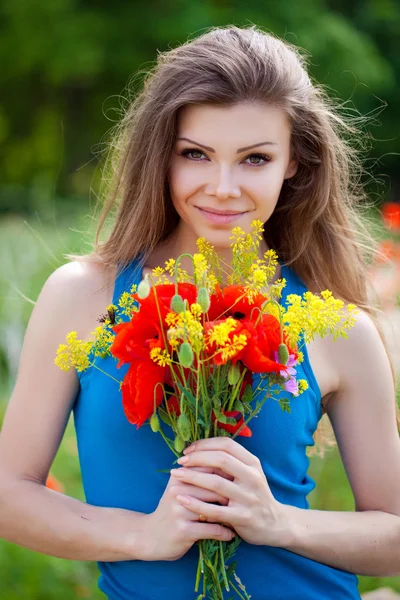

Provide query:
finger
left=184, top=437, right=259, bottom=467
left=170, top=482, right=229, bottom=506
left=189, top=465, right=234, bottom=481
left=170, top=468, right=244, bottom=502
left=178, top=450, right=249, bottom=480
left=177, top=494, right=239, bottom=527
left=188, top=522, right=235, bottom=542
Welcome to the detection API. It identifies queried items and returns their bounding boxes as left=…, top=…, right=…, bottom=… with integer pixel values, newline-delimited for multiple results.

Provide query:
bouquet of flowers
left=55, top=220, right=357, bottom=599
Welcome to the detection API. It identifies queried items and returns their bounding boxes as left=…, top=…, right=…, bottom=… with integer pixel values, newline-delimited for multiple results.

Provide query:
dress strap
left=112, top=256, right=144, bottom=305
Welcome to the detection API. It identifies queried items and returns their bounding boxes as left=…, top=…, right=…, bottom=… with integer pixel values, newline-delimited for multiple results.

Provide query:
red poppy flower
left=239, top=315, right=288, bottom=373
left=208, top=284, right=267, bottom=321
left=204, top=318, right=251, bottom=366
left=212, top=410, right=252, bottom=437
left=382, top=202, right=400, bottom=231
left=166, top=395, right=181, bottom=416
left=133, top=282, right=198, bottom=325
left=111, top=315, right=165, bottom=367
left=122, top=359, right=168, bottom=428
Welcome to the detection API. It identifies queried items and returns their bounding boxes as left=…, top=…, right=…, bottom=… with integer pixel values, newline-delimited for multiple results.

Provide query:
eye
left=244, top=153, right=271, bottom=167
left=179, top=148, right=271, bottom=167
left=180, top=148, right=206, bottom=161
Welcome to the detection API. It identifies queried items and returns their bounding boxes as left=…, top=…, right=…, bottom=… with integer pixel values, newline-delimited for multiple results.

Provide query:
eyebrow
left=176, top=137, right=278, bottom=153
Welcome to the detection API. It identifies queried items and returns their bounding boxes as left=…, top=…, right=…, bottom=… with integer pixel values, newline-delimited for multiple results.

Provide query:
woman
left=0, top=24, right=399, bottom=600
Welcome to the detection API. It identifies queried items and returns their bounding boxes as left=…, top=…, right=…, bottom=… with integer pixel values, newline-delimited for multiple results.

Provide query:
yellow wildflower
left=207, top=317, right=238, bottom=346
left=151, top=266, right=170, bottom=285
left=283, top=290, right=359, bottom=347
left=164, top=258, right=176, bottom=275
left=217, top=333, right=248, bottom=362
left=118, top=292, right=137, bottom=317
left=298, top=379, right=309, bottom=394
left=193, top=253, right=208, bottom=284
left=150, top=348, right=173, bottom=367
left=54, top=331, right=93, bottom=372
left=90, top=325, right=115, bottom=358
left=190, top=302, right=203, bottom=319
left=166, top=309, right=204, bottom=352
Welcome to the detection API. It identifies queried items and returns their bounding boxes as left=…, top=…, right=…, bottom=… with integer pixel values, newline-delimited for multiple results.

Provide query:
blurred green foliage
left=1, top=0, right=399, bottom=215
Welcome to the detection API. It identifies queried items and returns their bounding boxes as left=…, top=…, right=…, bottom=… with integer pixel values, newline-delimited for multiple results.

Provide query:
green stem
left=86, top=360, right=121, bottom=384
left=195, top=542, right=203, bottom=592
left=229, top=580, right=250, bottom=600
left=158, top=426, right=180, bottom=458
left=204, top=557, right=223, bottom=599
left=227, top=367, right=247, bottom=412
left=219, top=541, right=230, bottom=592
left=231, top=386, right=273, bottom=440
left=174, top=252, right=197, bottom=288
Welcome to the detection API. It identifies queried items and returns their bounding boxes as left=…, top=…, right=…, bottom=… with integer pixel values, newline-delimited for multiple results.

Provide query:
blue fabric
left=73, top=258, right=361, bottom=599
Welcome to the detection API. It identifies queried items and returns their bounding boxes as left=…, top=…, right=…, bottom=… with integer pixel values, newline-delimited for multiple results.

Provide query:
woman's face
left=167, top=102, right=298, bottom=251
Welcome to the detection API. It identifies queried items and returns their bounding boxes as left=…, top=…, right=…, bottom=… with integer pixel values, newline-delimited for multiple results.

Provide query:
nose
left=204, top=166, right=241, bottom=200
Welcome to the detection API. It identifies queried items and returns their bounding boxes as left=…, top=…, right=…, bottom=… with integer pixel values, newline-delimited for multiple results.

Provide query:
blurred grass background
left=1, top=0, right=400, bottom=597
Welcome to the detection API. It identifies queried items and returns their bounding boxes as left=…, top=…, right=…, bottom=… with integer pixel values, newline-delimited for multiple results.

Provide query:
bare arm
left=0, top=262, right=234, bottom=562
left=0, top=262, right=147, bottom=561
left=279, top=310, right=400, bottom=576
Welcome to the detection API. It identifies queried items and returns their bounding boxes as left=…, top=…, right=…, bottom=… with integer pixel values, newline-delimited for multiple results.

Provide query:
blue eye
left=180, top=148, right=271, bottom=166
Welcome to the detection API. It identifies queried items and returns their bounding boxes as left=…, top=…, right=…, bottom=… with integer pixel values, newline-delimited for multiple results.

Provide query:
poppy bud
left=150, top=412, right=160, bottom=433
left=278, top=343, right=289, bottom=366
left=171, top=293, right=185, bottom=313
left=177, top=413, right=191, bottom=441
left=137, top=277, right=151, bottom=299
left=228, top=363, right=241, bottom=385
left=178, top=342, right=194, bottom=368
left=233, top=399, right=244, bottom=413
left=197, top=287, right=210, bottom=313
left=174, top=435, right=185, bottom=453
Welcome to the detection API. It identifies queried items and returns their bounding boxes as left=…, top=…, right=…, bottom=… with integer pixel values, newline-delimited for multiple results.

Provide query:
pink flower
left=284, top=376, right=299, bottom=396
left=274, top=352, right=297, bottom=379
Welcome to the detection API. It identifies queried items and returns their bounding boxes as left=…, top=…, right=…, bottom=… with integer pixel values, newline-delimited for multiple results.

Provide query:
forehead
left=176, top=102, right=292, bottom=145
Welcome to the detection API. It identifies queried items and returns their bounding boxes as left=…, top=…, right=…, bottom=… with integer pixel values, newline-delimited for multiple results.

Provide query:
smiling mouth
left=196, top=207, right=247, bottom=215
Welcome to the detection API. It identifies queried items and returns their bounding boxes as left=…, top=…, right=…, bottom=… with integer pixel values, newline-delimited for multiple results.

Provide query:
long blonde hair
left=66, top=24, right=399, bottom=451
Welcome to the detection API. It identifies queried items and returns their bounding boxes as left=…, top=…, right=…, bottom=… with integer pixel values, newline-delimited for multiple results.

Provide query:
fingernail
left=177, top=456, right=189, bottom=464
left=170, top=468, right=184, bottom=477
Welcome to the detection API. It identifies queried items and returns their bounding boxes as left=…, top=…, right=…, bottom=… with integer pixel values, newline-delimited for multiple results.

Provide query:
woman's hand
left=172, top=437, right=288, bottom=547
left=140, top=466, right=236, bottom=562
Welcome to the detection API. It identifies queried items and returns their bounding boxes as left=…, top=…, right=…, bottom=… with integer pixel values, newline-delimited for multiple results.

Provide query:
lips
left=195, top=207, right=247, bottom=225
left=196, top=207, right=246, bottom=215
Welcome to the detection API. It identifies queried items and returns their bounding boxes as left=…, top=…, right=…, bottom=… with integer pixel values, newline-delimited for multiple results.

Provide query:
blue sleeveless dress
left=73, top=257, right=361, bottom=600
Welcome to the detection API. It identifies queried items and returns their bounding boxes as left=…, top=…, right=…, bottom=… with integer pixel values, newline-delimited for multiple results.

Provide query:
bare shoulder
left=44, top=260, right=117, bottom=340
left=306, top=309, right=389, bottom=411
left=327, top=308, right=389, bottom=387
left=0, top=259, right=117, bottom=483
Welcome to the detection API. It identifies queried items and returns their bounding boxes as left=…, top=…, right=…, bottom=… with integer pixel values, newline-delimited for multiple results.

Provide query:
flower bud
left=228, top=363, right=241, bottom=386
left=174, top=435, right=185, bottom=453
left=278, top=343, right=289, bottom=366
left=177, top=413, right=191, bottom=441
left=171, top=293, right=185, bottom=313
left=197, top=287, right=210, bottom=313
left=137, top=277, right=151, bottom=299
left=233, top=399, right=244, bottom=413
left=150, top=412, right=160, bottom=433
left=178, top=342, right=194, bottom=368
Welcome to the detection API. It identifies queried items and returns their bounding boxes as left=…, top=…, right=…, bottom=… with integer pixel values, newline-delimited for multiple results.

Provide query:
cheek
left=168, top=162, right=200, bottom=203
